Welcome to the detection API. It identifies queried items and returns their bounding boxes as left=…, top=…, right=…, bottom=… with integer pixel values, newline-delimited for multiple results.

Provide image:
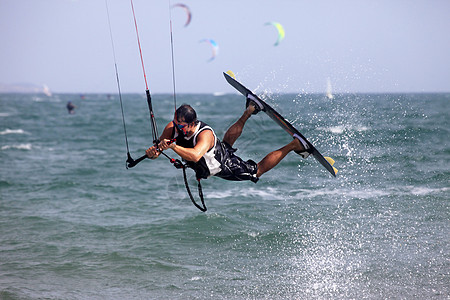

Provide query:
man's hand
left=158, top=139, right=175, bottom=151
left=145, top=146, right=160, bottom=159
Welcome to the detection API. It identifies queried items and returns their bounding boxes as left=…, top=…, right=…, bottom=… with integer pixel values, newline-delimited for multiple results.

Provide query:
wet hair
left=176, top=104, right=198, bottom=125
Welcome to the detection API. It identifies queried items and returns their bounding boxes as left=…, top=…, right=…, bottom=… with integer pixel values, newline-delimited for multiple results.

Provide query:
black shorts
left=215, top=142, right=259, bottom=183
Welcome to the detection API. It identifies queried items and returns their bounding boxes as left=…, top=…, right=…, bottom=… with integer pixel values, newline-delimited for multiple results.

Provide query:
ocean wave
left=32, top=95, right=61, bottom=103
left=0, top=128, right=28, bottom=135
left=289, top=185, right=449, bottom=200
left=318, top=125, right=370, bottom=134
left=195, top=184, right=446, bottom=204
left=178, top=180, right=449, bottom=205
left=289, top=187, right=390, bottom=200
left=1, top=143, right=32, bottom=150
left=407, top=186, right=449, bottom=196
left=206, top=186, right=285, bottom=201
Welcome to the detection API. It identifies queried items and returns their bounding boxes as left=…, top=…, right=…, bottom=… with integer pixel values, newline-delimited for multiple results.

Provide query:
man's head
left=174, top=104, right=198, bottom=135
left=175, top=104, right=197, bottom=124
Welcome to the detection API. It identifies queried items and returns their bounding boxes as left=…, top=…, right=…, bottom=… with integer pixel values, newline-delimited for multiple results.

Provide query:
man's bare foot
left=245, top=102, right=256, bottom=115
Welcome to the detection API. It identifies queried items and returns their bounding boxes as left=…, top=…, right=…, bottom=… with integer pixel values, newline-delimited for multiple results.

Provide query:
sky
left=1, top=0, right=450, bottom=94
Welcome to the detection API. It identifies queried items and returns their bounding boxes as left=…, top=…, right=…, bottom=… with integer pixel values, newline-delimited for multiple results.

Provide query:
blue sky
left=1, top=0, right=449, bottom=94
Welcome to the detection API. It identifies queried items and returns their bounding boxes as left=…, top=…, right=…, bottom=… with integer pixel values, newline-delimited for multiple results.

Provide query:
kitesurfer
left=66, top=101, right=76, bottom=114
left=146, top=101, right=308, bottom=182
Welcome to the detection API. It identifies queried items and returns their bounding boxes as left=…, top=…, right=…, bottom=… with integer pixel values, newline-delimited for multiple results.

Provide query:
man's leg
left=222, top=104, right=255, bottom=147
left=256, top=138, right=305, bottom=177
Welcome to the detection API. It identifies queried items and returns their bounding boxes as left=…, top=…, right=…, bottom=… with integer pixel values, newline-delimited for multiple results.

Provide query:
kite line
left=104, top=0, right=130, bottom=164
left=105, top=0, right=207, bottom=211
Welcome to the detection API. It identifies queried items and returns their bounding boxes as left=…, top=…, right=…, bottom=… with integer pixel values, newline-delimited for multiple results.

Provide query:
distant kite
left=172, top=3, right=192, bottom=27
left=200, top=39, right=219, bottom=62
left=265, top=21, right=285, bottom=46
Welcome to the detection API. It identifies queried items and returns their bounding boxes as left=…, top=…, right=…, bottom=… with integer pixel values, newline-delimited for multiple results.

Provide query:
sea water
left=0, top=92, right=448, bottom=299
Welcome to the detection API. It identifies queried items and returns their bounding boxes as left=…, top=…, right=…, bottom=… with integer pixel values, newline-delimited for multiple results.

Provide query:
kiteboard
left=223, top=71, right=337, bottom=177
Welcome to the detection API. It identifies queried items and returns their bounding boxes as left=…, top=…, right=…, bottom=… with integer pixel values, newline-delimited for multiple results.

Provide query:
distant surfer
left=66, top=101, right=76, bottom=114
left=146, top=102, right=309, bottom=182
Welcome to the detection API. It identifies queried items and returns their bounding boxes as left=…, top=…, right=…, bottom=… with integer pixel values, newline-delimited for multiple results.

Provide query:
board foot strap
left=293, top=133, right=312, bottom=158
left=246, top=94, right=264, bottom=114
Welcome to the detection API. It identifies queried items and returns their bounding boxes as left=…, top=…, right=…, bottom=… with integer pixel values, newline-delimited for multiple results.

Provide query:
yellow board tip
left=333, top=167, right=338, bottom=175
left=324, top=156, right=335, bottom=166
left=225, top=70, right=236, bottom=79
left=325, top=156, right=337, bottom=176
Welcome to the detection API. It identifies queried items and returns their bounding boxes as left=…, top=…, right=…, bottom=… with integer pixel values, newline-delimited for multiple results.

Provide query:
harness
left=169, top=157, right=207, bottom=212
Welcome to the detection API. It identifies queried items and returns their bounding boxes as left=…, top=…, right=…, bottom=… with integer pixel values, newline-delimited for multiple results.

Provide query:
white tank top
left=174, top=121, right=223, bottom=179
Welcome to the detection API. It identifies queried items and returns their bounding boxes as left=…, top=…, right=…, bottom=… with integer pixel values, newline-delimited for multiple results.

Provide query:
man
left=146, top=100, right=308, bottom=183
left=66, top=101, right=76, bottom=114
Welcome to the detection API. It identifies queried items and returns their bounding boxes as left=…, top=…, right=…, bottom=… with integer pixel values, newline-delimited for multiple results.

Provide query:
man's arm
left=146, top=122, right=174, bottom=159
left=161, top=129, right=214, bottom=162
